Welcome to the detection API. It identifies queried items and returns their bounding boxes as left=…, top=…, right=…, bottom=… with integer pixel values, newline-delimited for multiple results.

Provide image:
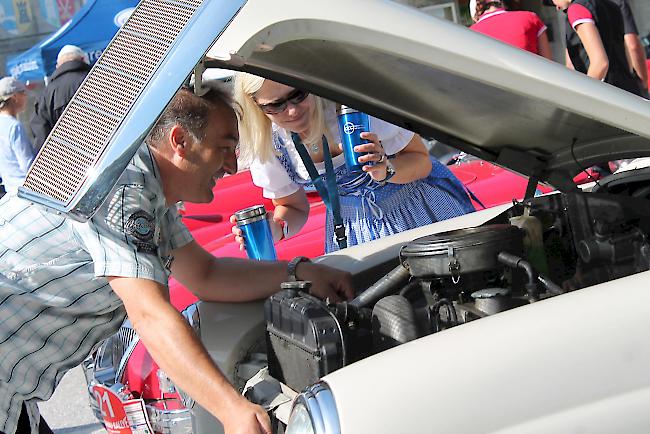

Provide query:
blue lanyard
left=291, top=133, right=347, bottom=250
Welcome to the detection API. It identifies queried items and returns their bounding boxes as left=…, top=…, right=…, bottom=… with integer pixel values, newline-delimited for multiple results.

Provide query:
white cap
left=0, top=77, right=26, bottom=102
left=57, top=45, right=88, bottom=64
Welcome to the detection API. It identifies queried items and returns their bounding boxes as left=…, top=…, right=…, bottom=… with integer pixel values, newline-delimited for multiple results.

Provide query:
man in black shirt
left=551, top=0, right=643, bottom=97
left=30, top=45, right=91, bottom=149
left=605, top=0, right=648, bottom=97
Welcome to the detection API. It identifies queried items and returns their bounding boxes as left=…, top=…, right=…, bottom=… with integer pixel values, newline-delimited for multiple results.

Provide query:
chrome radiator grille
left=22, top=0, right=204, bottom=207
left=112, top=322, right=138, bottom=373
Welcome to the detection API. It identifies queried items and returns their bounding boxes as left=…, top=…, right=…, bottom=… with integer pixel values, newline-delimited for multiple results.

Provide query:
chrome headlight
left=286, top=382, right=340, bottom=434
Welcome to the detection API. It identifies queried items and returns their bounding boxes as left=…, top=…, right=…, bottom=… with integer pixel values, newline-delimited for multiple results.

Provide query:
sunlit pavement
left=38, top=366, right=105, bottom=434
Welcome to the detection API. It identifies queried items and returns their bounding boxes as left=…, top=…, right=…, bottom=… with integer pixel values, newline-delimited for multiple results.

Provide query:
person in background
left=470, top=0, right=553, bottom=60
left=548, top=0, right=643, bottom=96
left=232, top=73, right=475, bottom=253
left=30, top=45, right=91, bottom=149
left=0, top=77, right=35, bottom=195
left=605, top=0, right=648, bottom=97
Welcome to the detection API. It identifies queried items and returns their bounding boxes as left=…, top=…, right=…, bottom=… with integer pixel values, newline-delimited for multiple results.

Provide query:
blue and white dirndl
left=274, top=138, right=475, bottom=253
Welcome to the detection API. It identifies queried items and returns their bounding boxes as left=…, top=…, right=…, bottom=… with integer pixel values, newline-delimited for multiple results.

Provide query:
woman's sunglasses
left=256, top=88, right=310, bottom=115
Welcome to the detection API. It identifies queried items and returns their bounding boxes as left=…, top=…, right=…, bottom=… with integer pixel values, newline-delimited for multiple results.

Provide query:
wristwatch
left=377, top=158, right=396, bottom=186
left=287, top=256, right=311, bottom=281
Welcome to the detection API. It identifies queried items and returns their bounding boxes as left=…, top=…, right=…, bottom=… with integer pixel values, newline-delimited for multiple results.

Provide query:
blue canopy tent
left=6, top=0, right=139, bottom=83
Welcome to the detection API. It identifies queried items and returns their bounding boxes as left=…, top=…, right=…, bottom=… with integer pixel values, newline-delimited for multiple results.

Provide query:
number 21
left=94, top=389, right=116, bottom=419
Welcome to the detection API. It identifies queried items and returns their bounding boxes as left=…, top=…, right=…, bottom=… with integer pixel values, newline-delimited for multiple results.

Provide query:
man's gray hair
left=147, top=81, right=235, bottom=146
left=57, top=45, right=88, bottom=65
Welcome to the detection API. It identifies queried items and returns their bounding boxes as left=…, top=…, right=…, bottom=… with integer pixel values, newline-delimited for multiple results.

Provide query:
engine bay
left=264, top=191, right=650, bottom=393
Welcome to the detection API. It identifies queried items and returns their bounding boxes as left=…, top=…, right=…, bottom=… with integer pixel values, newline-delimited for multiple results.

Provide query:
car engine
left=264, top=191, right=650, bottom=393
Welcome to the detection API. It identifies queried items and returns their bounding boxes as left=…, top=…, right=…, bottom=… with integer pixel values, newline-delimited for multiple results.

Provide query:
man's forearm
left=134, top=302, right=243, bottom=420
left=170, top=241, right=298, bottom=302
left=198, top=257, right=354, bottom=304
left=197, top=257, right=292, bottom=302
left=109, top=277, right=248, bottom=424
left=170, top=240, right=354, bottom=304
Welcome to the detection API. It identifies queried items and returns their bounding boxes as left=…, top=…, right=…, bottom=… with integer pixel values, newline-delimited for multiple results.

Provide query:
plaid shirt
left=0, top=144, right=193, bottom=434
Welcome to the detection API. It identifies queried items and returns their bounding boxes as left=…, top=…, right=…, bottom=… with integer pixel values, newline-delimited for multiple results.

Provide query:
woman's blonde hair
left=233, top=72, right=333, bottom=164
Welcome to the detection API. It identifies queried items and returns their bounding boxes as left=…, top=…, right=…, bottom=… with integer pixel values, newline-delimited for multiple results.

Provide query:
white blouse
left=250, top=108, right=414, bottom=199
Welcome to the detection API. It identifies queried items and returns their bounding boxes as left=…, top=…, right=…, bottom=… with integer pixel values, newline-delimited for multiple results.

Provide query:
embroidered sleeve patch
left=125, top=210, right=158, bottom=253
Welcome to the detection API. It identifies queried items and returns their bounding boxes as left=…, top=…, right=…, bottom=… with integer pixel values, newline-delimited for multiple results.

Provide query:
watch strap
left=278, top=219, right=290, bottom=240
left=287, top=256, right=311, bottom=281
left=377, top=159, right=396, bottom=186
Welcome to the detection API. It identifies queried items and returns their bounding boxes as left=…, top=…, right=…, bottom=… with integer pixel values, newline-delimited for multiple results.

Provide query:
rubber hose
left=497, top=252, right=537, bottom=288
left=372, top=295, right=419, bottom=351
left=537, top=274, right=565, bottom=295
left=498, top=251, right=564, bottom=296
left=350, top=264, right=410, bottom=308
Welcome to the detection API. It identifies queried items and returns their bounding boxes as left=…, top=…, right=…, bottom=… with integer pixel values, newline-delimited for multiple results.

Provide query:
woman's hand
left=342, top=132, right=432, bottom=185
left=353, top=131, right=390, bottom=182
left=230, top=215, right=246, bottom=251
left=230, top=211, right=284, bottom=251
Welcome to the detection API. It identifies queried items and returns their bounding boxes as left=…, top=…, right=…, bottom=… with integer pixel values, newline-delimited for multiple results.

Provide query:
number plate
left=92, top=384, right=154, bottom=434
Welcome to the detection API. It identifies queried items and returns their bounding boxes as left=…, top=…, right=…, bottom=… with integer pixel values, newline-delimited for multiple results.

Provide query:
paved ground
left=37, top=366, right=105, bottom=434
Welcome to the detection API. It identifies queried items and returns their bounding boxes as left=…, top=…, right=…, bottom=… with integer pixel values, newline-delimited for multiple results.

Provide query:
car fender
left=322, top=270, right=650, bottom=434
left=191, top=300, right=266, bottom=432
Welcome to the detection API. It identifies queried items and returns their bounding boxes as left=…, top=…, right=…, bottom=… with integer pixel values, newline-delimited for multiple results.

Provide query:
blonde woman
left=232, top=73, right=474, bottom=253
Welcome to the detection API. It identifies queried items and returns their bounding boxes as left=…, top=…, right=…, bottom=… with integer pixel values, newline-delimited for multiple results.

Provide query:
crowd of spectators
left=471, top=0, right=647, bottom=97
left=0, top=45, right=88, bottom=196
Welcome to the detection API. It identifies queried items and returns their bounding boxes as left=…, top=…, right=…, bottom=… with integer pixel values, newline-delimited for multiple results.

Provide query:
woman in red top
left=470, top=0, right=553, bottom=59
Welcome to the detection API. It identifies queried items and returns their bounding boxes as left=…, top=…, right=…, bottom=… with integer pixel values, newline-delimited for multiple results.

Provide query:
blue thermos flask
left=337, top=105, right=370, bottom=172
left=234, top=205, right=277, bottom=261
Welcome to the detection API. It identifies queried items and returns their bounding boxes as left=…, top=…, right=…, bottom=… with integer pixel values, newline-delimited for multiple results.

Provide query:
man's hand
left=297, top=262, right=355, bottom=302
left=221, top=397, right=272, bottom=434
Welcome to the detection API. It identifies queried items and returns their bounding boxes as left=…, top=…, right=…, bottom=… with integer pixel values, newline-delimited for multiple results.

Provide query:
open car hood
left=208, top=0, right=650, bottom=189
left=20, top=0, right=650, bottom=220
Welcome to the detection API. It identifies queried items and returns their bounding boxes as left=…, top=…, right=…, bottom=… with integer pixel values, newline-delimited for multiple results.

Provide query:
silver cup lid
left=337, top=104, right=359, bottom=115
left=234, top=204, right=266, bottom=221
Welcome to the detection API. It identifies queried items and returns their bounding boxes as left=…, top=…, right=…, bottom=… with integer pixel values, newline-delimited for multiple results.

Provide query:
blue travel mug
left=234, top=205, right=277, bottom=261
left=337, top=105, right=370, bottom=172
